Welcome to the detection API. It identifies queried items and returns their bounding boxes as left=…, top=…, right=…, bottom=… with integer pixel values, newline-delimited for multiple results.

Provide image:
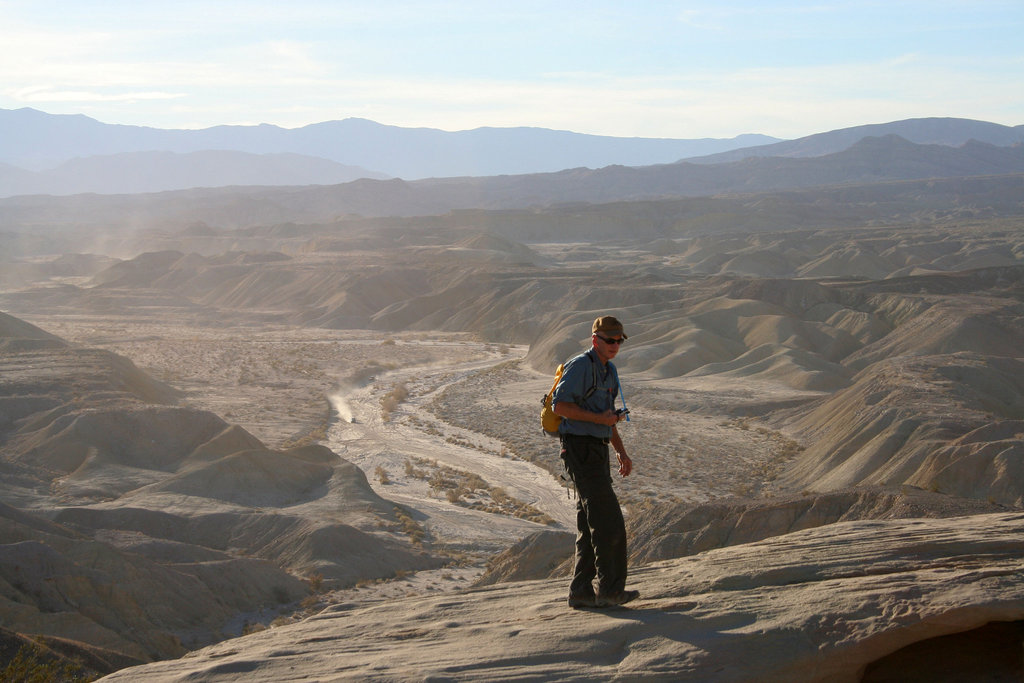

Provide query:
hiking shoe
left=567, top=593, right=596, bottom=609
left=594, top=590, right=639, bottom=608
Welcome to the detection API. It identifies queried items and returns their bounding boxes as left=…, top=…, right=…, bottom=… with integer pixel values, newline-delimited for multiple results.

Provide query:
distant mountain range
left=0, top=107, right=777, bottom=187
left=689, top=117, right=1024, bottom=163
left=3, top=134, right=1023, bottom=233
left=0, top=150, right=388, bottom=197
left=0, top=108, right=1021, bottom=200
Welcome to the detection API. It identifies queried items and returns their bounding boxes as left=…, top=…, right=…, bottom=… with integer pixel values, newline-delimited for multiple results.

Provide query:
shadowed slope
left=0, top=502, right=308, bottom=661
left=778, top=354, right=1024, bottom=504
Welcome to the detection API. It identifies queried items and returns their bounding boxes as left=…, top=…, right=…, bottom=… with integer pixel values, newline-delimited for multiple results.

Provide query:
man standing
left=552, top=315, right=638, bottom=608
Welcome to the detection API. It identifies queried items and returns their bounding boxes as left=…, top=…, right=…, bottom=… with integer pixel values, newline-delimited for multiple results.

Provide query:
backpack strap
left=611, top=363, right=629, bottom=422
left=582, top=352, right=599, bottom=400
left=592, top=355, right=628, bottom=421
left=546, top=364, right=563, bottom=399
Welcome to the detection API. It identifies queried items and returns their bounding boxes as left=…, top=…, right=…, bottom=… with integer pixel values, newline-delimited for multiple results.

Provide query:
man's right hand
left=600, top=410, right=622, bottom=426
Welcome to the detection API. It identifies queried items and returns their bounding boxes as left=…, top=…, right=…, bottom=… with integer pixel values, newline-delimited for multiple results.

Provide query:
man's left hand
left=616, top=452, right=632, bottom=477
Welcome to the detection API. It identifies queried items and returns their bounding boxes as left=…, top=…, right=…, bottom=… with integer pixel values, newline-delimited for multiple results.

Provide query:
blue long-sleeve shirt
left=552, top=348, right=620, bottom=439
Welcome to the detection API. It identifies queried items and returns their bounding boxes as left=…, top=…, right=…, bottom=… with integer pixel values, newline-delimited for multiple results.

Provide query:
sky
left=1, top=1, right=1022, bottom=140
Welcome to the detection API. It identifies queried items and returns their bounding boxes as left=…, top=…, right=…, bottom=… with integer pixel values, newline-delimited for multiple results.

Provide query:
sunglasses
left=595, top=335, right=625, bottom=345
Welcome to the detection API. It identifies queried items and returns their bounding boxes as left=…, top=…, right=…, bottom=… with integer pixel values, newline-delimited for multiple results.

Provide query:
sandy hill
left=0, top=499, right=308, bottom=662
left=0, top=311, right=66, bottom=352
left=0, top=313, right=446, bottom=674
left=6, top=224, right=1020, bottom=515
left=0, top=311, right=180, bottom=417
left=0, top=252, right=120, bottom=292
left=777, top=354, right=1024, bottom=502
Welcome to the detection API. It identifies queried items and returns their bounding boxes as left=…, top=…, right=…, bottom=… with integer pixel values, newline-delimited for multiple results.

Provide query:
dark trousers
left=561, top=434, right=627, bottom=597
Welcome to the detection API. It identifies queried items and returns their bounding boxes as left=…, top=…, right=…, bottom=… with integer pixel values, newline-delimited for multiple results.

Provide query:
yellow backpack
left=539, top=355, right=601, bottom=436
left=539, top=364, right=565, bottom=436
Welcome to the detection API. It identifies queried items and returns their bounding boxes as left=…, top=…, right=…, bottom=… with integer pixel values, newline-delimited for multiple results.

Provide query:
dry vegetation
left=402, top=455, right=556, bottom=525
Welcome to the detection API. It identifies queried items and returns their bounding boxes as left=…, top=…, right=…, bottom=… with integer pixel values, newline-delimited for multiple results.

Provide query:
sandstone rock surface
left=100, top=513, right=1024, bottom=682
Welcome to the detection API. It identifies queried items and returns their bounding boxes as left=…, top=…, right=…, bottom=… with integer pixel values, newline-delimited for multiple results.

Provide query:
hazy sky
left=2, top=1, right=1021, bottom=139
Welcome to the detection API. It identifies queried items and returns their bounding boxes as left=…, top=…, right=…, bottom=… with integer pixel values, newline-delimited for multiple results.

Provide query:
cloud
left=10, top=87, right=185, bottom=103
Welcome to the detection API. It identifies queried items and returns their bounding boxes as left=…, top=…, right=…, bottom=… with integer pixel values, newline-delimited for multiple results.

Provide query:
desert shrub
left=242, top=622, right=266, bottom=635
left=0, top=645, right=94, bottom=683
left=380, top=382, right=409, bottom=421
left=393, top=506, right=426, bottom=544
left=427, top=470, right=459, bottom=491
left=464, top=473, right=487, bottom=489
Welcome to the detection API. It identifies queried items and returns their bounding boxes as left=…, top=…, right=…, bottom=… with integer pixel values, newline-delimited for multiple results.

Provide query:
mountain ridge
left=3, top=135, right=1021, bottom=223
left=1, top=109, right=1021, bottom=200
left=0, top=107, right=778, bottom=179
left=689, top=116, right=1024, bottom=164
left=0, top=150, right=388, bottom=197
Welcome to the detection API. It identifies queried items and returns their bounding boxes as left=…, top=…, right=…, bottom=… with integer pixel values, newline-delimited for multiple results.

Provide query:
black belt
left=562, top=433, right=610, bottom=445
